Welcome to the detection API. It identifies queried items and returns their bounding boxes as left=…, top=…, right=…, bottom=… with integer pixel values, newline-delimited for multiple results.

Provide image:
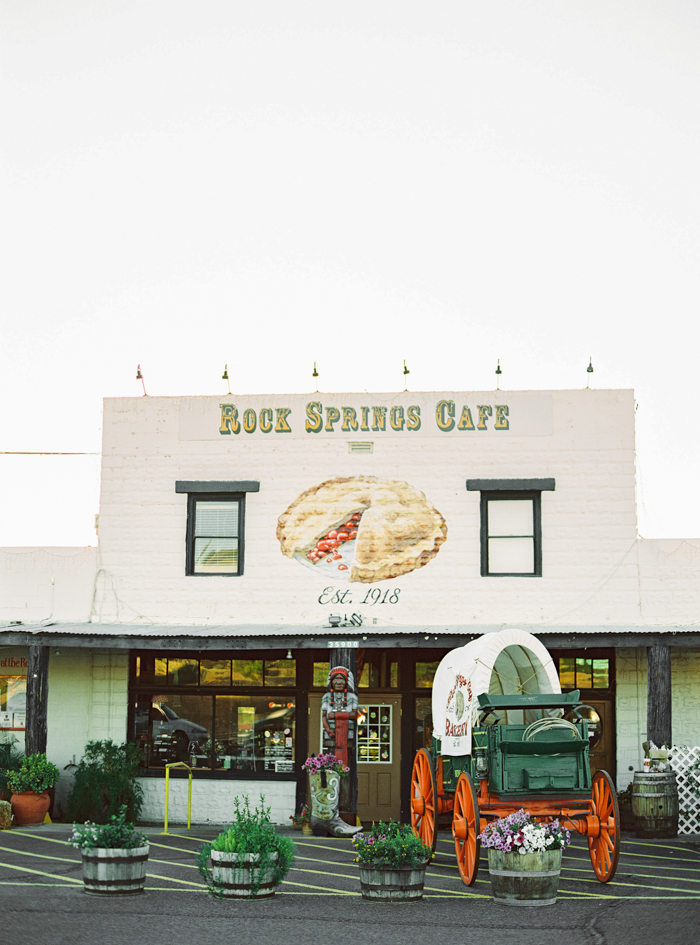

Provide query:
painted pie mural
left=276, top=476, right=447, bottom=583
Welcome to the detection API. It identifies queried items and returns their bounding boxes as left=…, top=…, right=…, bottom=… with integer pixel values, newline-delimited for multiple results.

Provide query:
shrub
left=197, top=794, right=296, bottom=898
left=66, top=740, right=143, bottom=824
left=71, top=805, right=148, bottom=850
left=7, top=752, right=60, bottom=794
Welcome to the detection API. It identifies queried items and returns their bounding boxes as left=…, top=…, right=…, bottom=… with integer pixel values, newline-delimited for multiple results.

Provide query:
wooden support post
left=26, top=644, right=50, bottom=756
left=647, top=643, right=672, bottom=747
left=330, top=647, right=358, bottom=823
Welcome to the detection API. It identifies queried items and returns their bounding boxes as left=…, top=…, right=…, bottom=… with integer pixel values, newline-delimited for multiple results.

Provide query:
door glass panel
left=576, top=658, right=593, bottom=689
left=592, top=659, right=609, bottom=689
left=558, top=657, right=575, bottom=690
left=357, top=704, right=392, bottom=764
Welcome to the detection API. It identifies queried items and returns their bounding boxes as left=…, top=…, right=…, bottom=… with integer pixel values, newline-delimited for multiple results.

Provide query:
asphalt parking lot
left=1, top=825, right=699, bottom=945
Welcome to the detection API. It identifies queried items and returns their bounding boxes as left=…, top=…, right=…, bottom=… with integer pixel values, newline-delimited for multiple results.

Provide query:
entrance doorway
left=308, top=693, right=402, bottom=822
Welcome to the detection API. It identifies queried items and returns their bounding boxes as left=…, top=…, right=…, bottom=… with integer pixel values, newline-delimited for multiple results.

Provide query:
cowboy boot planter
left=309, top=767, right=360, bottom=838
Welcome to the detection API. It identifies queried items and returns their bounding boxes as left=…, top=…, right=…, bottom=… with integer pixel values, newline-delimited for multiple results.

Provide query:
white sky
left=2, top=1, right=699, bottom=546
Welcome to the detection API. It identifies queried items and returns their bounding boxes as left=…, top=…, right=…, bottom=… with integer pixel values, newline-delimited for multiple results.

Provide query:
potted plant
left=71, top=805, right=149, bottom=895
left=478, top=809, right=571, bottom=906
left=289, top=803, right=312, bottom=835
left=302, top=752, right=357, bottom=836
left=197, top=794, right=295, bottom=899
left=352, top=820, right=431, bottom=902
left=7, top=752, right=60, bottom=826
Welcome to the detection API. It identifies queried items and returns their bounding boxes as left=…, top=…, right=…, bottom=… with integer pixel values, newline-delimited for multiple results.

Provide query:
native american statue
left=309, top=665, right=361, bottom=837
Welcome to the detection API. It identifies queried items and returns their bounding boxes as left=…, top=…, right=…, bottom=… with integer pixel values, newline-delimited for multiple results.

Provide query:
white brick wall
left=615, top=646, right=700, bottom=790
left=137, top=777, right=296, bottom=825
left=45, top=647, right=129, bottom=817
left=93, top=389, right=652, bottom=629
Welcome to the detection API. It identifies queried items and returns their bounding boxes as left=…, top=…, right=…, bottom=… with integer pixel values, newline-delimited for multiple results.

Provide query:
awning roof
left=1, top=622, right=699, bottom=649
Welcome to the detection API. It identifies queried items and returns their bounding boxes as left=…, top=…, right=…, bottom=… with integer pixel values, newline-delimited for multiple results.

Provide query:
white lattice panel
left=669, top=745, right=700, bottom=835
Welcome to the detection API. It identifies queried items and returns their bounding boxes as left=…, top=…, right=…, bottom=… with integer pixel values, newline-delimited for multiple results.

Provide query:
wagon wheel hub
left=412, top=796, right=426, bottom=817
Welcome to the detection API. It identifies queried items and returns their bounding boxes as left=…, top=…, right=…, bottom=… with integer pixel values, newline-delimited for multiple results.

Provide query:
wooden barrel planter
left=487, top=849, right=562, bottom=906
left=358, top=862, right=427, bottom=902
left=81, top=846, right=150, bottom=895
left=210, top=851, right=279, bottom=899
left=631, top=771, right=678, bottom=839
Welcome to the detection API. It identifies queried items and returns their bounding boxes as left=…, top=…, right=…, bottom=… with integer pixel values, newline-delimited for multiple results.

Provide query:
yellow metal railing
left=161, top=762, right=192, bottom=834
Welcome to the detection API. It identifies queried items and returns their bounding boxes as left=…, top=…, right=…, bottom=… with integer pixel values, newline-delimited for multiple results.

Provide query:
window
left=467, top=478, right=554, bottom=577
left=186, top=494, right=244, bottom=575
left=558, top=655, right=611, bottom=691
left=131, top=651, right=297, bottom=775
left=176, top=480, right=260, bottom=577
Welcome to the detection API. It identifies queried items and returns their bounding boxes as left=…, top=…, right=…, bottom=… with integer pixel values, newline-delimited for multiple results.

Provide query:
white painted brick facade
left=137, top=777, right=296, bottom=826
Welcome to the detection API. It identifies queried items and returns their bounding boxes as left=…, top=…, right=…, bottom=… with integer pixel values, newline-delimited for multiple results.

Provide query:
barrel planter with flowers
left=479, top=809, right=571, bottom=907
left=71, top=806, right=149, bottom=895
left=353, top=821, right=431, bottom=902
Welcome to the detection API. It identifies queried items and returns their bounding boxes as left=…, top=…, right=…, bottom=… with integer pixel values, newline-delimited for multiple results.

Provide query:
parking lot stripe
left=0, top=861, right=82, bottom=884
left=0, top=844, right=76, bottom=864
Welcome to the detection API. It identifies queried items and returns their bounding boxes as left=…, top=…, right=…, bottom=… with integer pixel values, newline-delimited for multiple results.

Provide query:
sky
left=2, top=1, right=699, bottom=546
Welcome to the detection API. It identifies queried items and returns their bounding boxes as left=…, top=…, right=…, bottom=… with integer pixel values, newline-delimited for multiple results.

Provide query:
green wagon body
left=432, top=690, right=592, bottom=797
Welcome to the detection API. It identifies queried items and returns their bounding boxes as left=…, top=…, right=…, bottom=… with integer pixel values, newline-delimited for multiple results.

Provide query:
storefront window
left=130, top=651, right=297, bottom=777
left=133, top=692, right=295, bottom=773
left=313, top=662, right=329, bottom=687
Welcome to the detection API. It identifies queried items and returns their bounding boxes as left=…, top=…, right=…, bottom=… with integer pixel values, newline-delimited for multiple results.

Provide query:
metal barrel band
left=214, top=880, right=276, bottom=890
left=82, top=854, right=148, bottom=865
left=83, top=876, right=147, bottom=887
left=493, top=896, right=557, bottom=907
left=488, top=868, right=560, bottom=878
left=84, top=887, right=145, bottom=895
left=362, top=882, right=424, bottom=892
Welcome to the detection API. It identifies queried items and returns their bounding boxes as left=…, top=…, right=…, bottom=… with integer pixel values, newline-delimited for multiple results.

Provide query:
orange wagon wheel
left=410, top=748, right=437, bottom=856
left=452, top=772, right=480, bottom=886
left=588, top=770, right=620, bottom=882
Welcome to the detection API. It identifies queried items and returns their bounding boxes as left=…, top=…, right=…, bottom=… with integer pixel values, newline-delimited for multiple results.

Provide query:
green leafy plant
left=70, top=805, right=148, bottom=850
left=197, top=794, right=295, bottom=898
left=7, top=752, right=60, bottom=794
left=0, top=737, right=24, bottom=800
left=352, top=821, right=431, bottom=868
left=66, top=740, right=143, bottom=824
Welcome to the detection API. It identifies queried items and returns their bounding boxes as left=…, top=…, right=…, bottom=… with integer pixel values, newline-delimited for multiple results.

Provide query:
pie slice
left=276, top=476, right=447, bottom=583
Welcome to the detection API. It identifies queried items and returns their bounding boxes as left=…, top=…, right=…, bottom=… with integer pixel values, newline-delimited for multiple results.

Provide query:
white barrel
left=210, top=851, right=279, bottom=899
left=81, top=845, right=149, bottom=895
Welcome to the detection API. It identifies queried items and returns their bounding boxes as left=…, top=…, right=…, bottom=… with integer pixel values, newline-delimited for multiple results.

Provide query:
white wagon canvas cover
left=432, top=629, right=561, bottom=755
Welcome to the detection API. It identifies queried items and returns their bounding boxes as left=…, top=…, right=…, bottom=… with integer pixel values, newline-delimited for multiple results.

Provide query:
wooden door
left=308, top=693, right=402, bottom=823
left=577, top=699, right=616, bottom=781
left=356, top=696, right=401, bottom=822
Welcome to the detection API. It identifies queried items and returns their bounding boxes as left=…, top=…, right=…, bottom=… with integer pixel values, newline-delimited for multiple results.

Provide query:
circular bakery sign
left=276, top=475, right=447, bottom=584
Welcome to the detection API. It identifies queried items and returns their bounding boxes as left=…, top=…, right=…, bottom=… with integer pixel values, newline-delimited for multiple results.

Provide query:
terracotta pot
left=10, top=791, right=51, bottom=826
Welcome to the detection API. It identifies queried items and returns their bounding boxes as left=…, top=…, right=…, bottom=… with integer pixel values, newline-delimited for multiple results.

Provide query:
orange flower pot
left=10, top=791, right=51, bottom=826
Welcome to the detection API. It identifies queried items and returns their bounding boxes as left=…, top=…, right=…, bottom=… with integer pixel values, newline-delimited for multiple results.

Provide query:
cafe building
left=1, top=388, right=699, bottom=824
